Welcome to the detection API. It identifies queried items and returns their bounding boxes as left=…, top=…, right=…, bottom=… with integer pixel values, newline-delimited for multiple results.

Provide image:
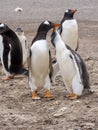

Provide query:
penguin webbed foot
left=66, top=93, right=78, bottom=100
left=32, top=91, right=40, bottom=100
left=2, top=75, right=14, bottom=81
left=44, top=90, right=52, bottom=98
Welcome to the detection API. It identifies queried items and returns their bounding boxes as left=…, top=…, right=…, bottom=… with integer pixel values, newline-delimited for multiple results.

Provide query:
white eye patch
left=0, top=23, right=4, bottom=28
left=44, top=21, right=49, bottom=25
left=65, top=9, right=69, bottom=13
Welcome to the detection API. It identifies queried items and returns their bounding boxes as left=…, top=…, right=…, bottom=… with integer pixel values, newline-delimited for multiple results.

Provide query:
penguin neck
left=61, top=17, right=74, bottom=23
left=32, top=31, right=47, bottom=43
left=54, top=32, right=68, bottom=53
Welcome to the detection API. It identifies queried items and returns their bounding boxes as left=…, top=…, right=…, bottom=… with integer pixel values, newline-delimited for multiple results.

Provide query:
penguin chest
left=30, top=40, right=49, bottom=84
left=56, top=51, right=76, bottom=83
left=61, top=20, right=78, bottom=50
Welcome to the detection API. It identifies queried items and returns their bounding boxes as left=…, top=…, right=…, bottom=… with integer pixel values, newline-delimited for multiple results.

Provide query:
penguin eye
left=0, top=27, right=4, bottom=31
left=0, top=27, right=4, bottom=29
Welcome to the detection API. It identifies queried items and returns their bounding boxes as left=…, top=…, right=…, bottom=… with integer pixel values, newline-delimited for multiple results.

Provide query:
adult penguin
left=0, top=23, right=27, bottom=80
left=51, top=28, right=92, bottom=99
left=15, top=27, right=28, bottom=67
left=29, top=20, right=60, bottom=99
left=58, top=9, right=79, bottom=51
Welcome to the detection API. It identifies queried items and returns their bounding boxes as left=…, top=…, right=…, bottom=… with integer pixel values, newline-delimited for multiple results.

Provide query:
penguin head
left=37, top=20, right=60, bottom=33
left=63, top=9, right=77, bottom=20
left=0, top=23, right=9, bottom=34
left=15, top=27, right=24, bottom=35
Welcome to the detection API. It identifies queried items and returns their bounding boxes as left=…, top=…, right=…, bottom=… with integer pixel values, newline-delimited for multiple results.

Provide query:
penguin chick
left=29, top=20, right=60, bottom=99
left=58, top=9, right=79, bottom=51
left=51, top=30, right=91, bottom=99
left=15, top=27, right=28, bottom=68
left=0, top=23, right=27, bottom=80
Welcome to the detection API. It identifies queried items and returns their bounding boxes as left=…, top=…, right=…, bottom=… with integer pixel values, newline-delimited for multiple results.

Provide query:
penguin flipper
left=70, top=51, right=90, bottom=91
left=49, top=50, right=53, bottom=83
left=75, top=37, right=79, bottom=51
left=69, top=53, right=82, bottom=84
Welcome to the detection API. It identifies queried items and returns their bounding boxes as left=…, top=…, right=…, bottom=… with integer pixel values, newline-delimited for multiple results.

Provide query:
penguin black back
left=68, top=46, right=90, bottom=90
left=0, top=23, right=23, bottom=74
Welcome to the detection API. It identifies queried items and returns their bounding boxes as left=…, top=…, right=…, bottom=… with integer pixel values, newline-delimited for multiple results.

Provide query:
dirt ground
left=0, top=0, right=98, bottom=130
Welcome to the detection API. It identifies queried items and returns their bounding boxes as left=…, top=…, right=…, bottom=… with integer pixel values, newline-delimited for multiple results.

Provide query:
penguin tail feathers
left=18, top=68, right=29, bottom=76
left=12, top=68, right=28, bottom=76
left=83, top=87, right=94, bottom=95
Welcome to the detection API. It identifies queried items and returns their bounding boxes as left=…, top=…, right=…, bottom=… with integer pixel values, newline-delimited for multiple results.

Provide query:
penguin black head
left=62, top=9, right=77, bottom=21
left=32, top=21, right=60, bottom=44
left=38, top=20, right=60, bottom=33
left=0, top=23, right=9, bottom=34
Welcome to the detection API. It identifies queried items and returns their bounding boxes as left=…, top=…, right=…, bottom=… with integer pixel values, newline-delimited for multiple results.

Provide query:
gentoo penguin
left=51, top=29, right=91, bottom=99
left=0, top=23, right=27, bottom=80
left=15, top=28, right=28, bottom=67
left=29, top=20, right=60, bottom=99
left=58, top=9, right=79, bottom=51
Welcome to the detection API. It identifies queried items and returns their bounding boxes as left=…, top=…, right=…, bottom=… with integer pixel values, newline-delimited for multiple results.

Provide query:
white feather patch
left=44, top=21, right=49, bottom=25
left=65, top=9, right=69, bottom=13
left=0, top=23, right=4, bottom=28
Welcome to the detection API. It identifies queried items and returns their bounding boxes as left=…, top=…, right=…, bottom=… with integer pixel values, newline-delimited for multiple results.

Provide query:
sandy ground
left=0, top=0, right=98, bottom=130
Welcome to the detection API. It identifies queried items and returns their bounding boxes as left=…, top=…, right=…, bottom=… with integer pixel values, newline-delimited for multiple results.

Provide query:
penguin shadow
left=80, top=89, right=94, bottom=100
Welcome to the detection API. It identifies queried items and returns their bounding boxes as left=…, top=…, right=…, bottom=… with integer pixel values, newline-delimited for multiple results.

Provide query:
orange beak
left=52, top=23, right=61, bottom=32
left=52, top=23, right=61, bottom=27
left=71, top=9, right=77, bottom=14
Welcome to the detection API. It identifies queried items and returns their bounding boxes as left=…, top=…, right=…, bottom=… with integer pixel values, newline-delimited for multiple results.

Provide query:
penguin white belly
left=30, top=40, right=49, bottom=87
left=61, top=20, right=78, bottom=50
left=57, top=51, right=76, bottom=83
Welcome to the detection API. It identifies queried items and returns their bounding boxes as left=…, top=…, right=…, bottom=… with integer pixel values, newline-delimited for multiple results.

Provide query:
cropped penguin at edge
left=51, top=28, right=92, bottom=99
left=0, top=23, right=28, bottom=80
left=15, top=27, right=28, bottom=68
left=29, top=20, right=60, bottom=99
left=58, top=9, right=79, bottom=51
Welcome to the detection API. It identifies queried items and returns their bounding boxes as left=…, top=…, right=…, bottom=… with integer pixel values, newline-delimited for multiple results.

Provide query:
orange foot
left=32, top=91, right=40, bottom=100
left=2, top=75, right=14, bottom=81
left=66, top=93, right=78, bottom=100
left=44, top=90, right=52, bottom=98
